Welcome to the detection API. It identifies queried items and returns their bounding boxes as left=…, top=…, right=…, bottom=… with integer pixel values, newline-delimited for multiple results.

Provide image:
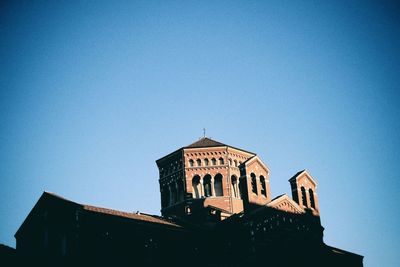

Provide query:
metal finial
left=203, top=128, right=206, bottom=138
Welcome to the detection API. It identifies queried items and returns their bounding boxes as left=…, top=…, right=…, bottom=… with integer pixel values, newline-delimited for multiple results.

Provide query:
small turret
left=289, top=170, right=319, bottom=215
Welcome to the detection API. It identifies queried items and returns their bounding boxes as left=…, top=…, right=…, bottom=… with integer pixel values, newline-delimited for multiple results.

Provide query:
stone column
left=211, top=177, right=215, bottom=196
left=200, top=178, right=204, bottom=197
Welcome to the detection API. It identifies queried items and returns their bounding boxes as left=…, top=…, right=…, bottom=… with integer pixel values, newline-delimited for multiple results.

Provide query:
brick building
left=13, top=137, right=363, bottom=266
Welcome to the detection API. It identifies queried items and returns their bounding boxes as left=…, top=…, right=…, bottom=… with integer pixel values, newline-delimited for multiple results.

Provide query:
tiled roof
left=157, top=137, right=256, bottom=163
left=83, top=205, right=180, bottom=227
left=185, top=137, right=227, bottom=148
left=43, top=192, right=181, bottom=228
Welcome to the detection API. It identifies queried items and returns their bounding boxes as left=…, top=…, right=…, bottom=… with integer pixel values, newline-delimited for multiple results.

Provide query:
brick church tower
left=156, top=137, right=272, bottom=220
left=289, top=170, right=320, bottom=215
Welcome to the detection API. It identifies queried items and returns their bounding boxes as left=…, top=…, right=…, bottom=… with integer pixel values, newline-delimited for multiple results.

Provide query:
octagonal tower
left=156, top=137, right=271, bottom=221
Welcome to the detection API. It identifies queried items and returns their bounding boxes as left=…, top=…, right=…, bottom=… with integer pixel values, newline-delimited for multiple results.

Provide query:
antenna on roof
left=203, top=128, right=206, bottom=138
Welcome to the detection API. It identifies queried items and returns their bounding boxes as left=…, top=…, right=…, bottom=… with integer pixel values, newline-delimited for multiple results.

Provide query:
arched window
left=260, top=175, right=267, bottom=197
left=231, top=175, right=238, bottom=198
left=309, top=188, right=315, bottom=209
left=211, top=158, right=217, bottom=165
left=219, top=157, right=224, bottom=165
left=251, top=173, right=257, bottom=194
left=203, top=175, right=212, bottom=197
left=204, top=158, right=209, bottom=166
left=301, top=186, right=307, bottom=207
left=214, top=174, right=223, bottom=196
left=196, top=159, right=202, bottom=167
left=189, top=159, right=194, bottom=167
left=192, top=175, right=201, bottom=198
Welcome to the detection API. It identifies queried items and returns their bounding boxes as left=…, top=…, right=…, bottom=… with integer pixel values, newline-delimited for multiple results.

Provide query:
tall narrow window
left=229, top=159, right=232, bottom=166
left=203, top=175, right=212, bottom=197
left=251, top=173, right=257, bottom=194
left=211, top=158, right=217, bottom=165
left=189, top=159, right=194, bottom=167
left=231, top=175, right=238, bottom=197
left=260, top=175, right=267, bottom=197
left=219, top=157, right=224, bottom=165
left=234, top=160, right=238, bottom=167
left=214, top=174, right=223, bottom=196
left=204, top=158, right=209, bottom=166
left=192, top=176, right=201, bottom=198
left=301, top=186, right=307, bottom=207
left=197, top=159, right=202, bottom=167
left=309, top=188, right=315, bottom=209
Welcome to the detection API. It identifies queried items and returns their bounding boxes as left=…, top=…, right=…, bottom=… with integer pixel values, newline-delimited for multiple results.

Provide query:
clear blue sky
left=1, top=1, right=399, bottom=266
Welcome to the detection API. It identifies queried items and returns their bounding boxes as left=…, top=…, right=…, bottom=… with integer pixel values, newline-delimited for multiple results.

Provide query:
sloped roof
left=156, top=137, right=255, bottom=163
left=288, top=169, right=317, bottom=186
left=83, top=204, right=180, bottom=227
left=326, top=245, right=364, bottom=258
left=270, top=194, right=286, bottom=202
left=289, top=169, right=306, bottom=181
left=184, top=137, right=255, bottom=155
left=267, top=194, right=304, bottom=214
left=242, top=155, right=270, bottom=173
left=29, top=192, right=180, bottom=228
left=185, top=137, right=227, bottom=148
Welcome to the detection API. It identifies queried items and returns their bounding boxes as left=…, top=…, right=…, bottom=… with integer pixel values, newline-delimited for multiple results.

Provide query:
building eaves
left=326, top=245, right=364, bottom=258
left=156, top=137, right=256, bottom=163
left=184, top=137, right=256, bottom=155
left=270, top=194, right=286, bottom=202
left=36, top=192, right=181, bottom=228
left=83, top=205, right=181, bottom=228
left=185, top=137, right=227, bottom=148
